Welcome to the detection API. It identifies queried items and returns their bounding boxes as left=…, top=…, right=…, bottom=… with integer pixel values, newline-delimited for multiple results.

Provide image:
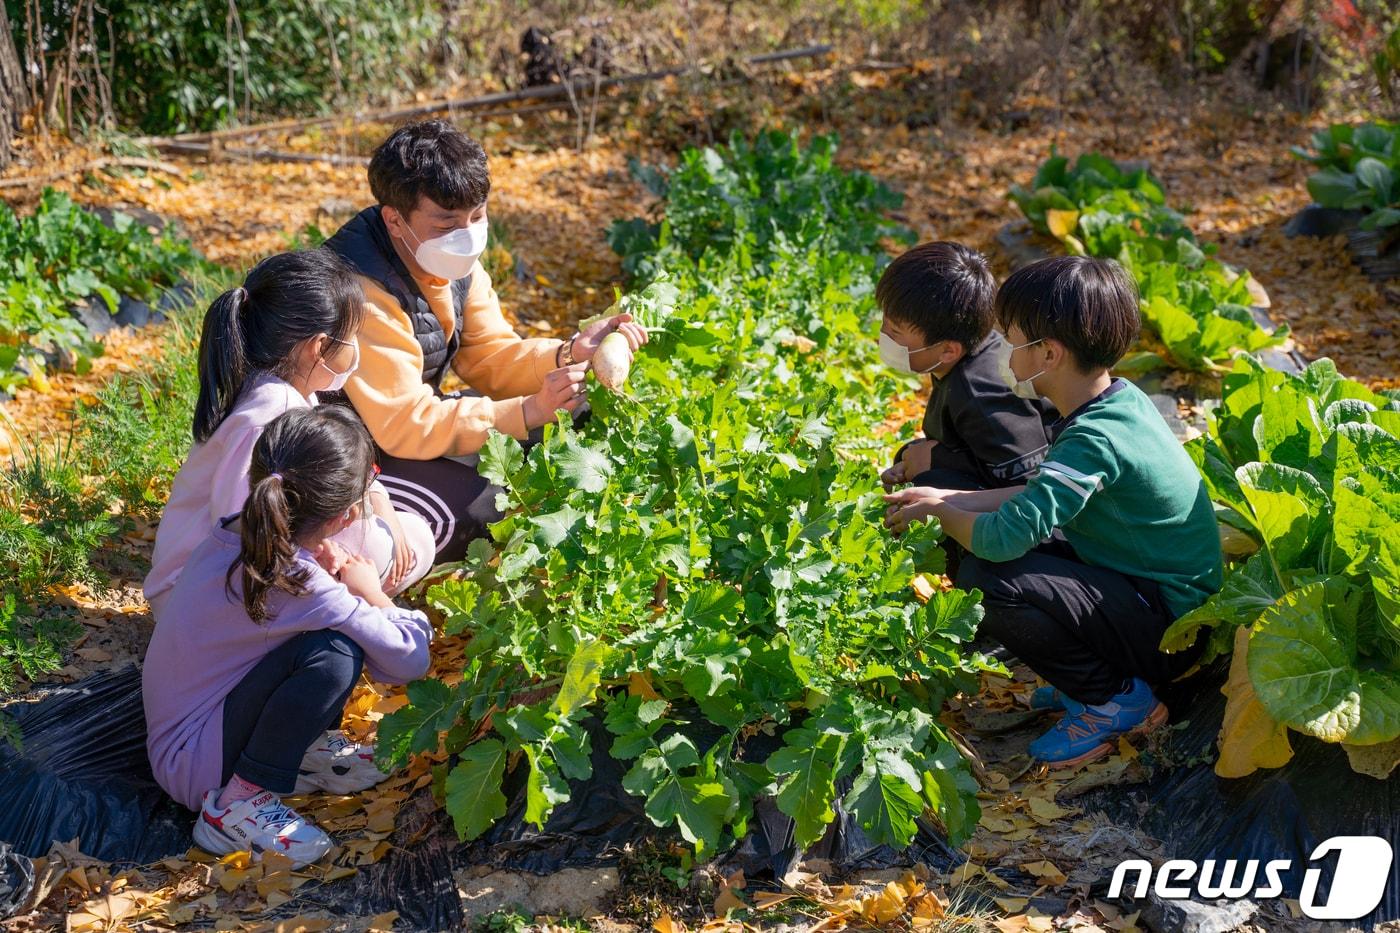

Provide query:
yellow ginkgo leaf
left=1045, top=209, right=1080, bottom=239
left=1019, top=859, right=1068, bottom=886
left=1216, top=626, right=1293, bottom=778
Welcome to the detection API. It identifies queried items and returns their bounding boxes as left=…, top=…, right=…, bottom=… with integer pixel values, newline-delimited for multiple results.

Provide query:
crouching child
left=144, top=407, right=434, bottom=867
left=883, top=256, right=1222, bottom=768
left=876, top=241, right=1055, bottom=493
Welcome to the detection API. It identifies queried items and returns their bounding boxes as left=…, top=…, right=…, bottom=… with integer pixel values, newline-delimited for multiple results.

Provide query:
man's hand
left=572, top=312, right=649, bottom=362
left=523, top=362, right=589, bottom=428
left=882, top=486, right=953, bottom=535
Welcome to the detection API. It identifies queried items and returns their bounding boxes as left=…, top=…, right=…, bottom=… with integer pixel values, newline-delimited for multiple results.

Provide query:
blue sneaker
left=1028, top=685, right=1085, bottom=716
left=1027, top=678, right=1167, bottom=768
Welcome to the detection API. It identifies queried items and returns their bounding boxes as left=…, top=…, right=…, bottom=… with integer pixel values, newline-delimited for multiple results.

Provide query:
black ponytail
left=194, top=249, right=366, bottom=443
left=229, top=406, right=377, bottom=622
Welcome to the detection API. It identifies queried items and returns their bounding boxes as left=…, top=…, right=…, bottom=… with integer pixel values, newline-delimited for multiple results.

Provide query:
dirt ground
left=2, top=51, right=1397, bottom=933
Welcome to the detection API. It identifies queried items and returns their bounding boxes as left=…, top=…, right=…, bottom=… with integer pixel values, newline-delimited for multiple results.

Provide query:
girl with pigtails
left=143, top=406, right=434, bottom=866
left=144, top=249, right=437, bottom=625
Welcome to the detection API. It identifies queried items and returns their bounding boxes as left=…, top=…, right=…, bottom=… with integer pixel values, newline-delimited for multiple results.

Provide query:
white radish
left=592, top=331, right=633, bottom=391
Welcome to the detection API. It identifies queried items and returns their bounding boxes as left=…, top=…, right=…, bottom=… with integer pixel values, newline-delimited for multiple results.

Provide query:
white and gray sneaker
left=192, top=789, right=333, bottom=869
left=292, top=729, right=388, bottom=795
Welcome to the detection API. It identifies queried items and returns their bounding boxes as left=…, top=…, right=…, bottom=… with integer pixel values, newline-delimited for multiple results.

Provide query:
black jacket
left=323, top=207, right=472, bottom=395
left=900, top=331, right=1056, bottom=489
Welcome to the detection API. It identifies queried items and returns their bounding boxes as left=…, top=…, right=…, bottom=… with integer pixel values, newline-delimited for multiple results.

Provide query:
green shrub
left=1168, top=357, right=1400, bottom=774
left=78, top=307, right=203, bottom=522
left=0, top=290, right=208, bottom=692
left=0, top=189, right=216, bottom=392
left=92, top=0, right=441, bottom=133
left=0, top=431, right=116, bottom=600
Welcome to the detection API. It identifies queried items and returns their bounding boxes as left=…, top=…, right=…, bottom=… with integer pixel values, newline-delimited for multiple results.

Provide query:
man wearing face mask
left=876, top=242, right=1056, bottom=495
left=324, top=120, right=646, bottom=561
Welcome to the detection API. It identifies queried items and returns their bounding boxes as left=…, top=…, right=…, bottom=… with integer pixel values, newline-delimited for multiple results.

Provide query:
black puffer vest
left=323, top=207, right=472, bottom=397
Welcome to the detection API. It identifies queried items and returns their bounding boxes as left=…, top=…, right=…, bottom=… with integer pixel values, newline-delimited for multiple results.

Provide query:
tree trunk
left=0, top=4, right=30, bottom=171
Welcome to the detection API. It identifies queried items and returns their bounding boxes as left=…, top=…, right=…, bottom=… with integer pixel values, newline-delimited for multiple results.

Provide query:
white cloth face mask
left=318, top=336, right=359, bottom=392
left=402, top=218, right=489, bottom=280
left=996, top=336, right=1045, bottom=399
left=879, top=331, right=943, bottom=375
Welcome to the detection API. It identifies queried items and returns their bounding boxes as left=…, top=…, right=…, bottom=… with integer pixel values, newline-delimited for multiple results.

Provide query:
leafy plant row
left=376, top=130, right=992, bottom=858
left=1166, top=356, right=1400, bottom=778
left=1293, top=120, right=1400, bottom=231
left=1009, top=152, right=1287, bottom=373
left=0, top=188, right=214, bottom=394
left=0, top=294, right=206, bottom=718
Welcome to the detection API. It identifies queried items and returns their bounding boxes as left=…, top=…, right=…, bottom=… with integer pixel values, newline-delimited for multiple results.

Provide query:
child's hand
left=383, top=510, right=415, bottom=592
left=312, top=539, right=351, bottom=576
left=880, top=460, right=907, bottom=490
left=901, top=439, right=937, bottom=477
left=881, top=440, right=937, bottom=490
left=882, top=486, right=947, bottom=535
left=337, top=554, right=392, bottom=608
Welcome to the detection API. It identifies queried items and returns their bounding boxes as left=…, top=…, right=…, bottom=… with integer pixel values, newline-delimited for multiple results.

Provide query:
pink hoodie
left=144, top=372, right=431, bottom=619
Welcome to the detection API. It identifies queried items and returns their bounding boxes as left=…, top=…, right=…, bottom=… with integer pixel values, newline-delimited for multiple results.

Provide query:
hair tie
left=235, top=286, right=249, bottom=305
left=268, top=471, right=283, bottom=482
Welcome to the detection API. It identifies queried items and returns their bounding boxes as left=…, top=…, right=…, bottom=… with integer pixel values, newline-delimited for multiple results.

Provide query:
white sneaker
left=192, top=789, right=333, bottom=869
left=292, top=729, right=388, bottom=795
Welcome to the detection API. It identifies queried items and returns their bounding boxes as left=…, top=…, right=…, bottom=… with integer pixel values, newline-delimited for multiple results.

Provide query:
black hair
left=874, top=242, right=996, bottom=349
left=229, top=406, right=377, bottom=623
left=194, top=249, right=365, bottom=443
left=995, top=255, right=1141, bottom=372
left=368, top=119, right=491, bottom=218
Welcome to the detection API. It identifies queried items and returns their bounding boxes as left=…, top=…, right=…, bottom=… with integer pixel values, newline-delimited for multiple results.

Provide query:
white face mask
left=400, top=217, right=488, bottom=280
left=318, top=337, right=359, bottom=392
left=996, top=336, right=1045, bottom=400
left=879, top=332, right=943, bottom=375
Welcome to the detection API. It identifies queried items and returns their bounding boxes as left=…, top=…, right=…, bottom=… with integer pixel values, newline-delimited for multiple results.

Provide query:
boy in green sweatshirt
left=884, top=255, right=1221, bottom=768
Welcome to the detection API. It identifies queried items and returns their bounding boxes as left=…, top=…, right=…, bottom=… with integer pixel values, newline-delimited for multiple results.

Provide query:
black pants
left=374, top=402, right=591, bottom=563
left=957, top=540, right=1204, bottom=706
left=375, top=450, right=499, bottom=563
left=221, top=630, right=363, bottom=793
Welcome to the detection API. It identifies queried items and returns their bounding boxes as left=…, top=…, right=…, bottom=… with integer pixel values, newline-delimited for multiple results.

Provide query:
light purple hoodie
left=142, top=521, right=433, bottom=810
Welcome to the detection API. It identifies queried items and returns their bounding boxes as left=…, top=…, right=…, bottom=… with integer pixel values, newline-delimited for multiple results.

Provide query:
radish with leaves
left=591, top=331, right=633, bottom=390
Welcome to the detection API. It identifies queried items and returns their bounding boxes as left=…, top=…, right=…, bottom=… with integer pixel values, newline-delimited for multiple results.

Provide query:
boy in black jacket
left=878, top=242, right=1055, bottom=493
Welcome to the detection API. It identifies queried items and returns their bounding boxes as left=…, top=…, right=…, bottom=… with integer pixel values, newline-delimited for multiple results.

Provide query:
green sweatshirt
left=971, top=379, right=1222, bottom=619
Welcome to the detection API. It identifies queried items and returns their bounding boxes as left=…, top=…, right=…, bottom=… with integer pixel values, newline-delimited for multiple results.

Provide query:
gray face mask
left=995, top=337, right=1044, bottom=399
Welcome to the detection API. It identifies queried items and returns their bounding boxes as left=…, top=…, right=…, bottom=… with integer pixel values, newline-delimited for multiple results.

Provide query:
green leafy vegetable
left=1008, top=151, right=1286, bottom=371
left=1293, top=121, right=1400, bottom=231
left=1176, top=355, right=1400, bottom=774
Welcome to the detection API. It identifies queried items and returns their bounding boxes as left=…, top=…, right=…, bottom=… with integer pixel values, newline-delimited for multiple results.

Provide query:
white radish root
left=592, top=331, right=633, bottom=391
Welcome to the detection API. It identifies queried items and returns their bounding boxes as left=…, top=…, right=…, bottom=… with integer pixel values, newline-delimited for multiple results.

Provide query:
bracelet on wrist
left=560, top=334, right=578, bottom=366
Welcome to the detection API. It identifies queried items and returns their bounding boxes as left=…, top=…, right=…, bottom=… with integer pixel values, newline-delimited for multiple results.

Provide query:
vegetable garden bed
left=4, top=115, right=1400, bottom=931
left=1286, top=120, right=1400, bottom=282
